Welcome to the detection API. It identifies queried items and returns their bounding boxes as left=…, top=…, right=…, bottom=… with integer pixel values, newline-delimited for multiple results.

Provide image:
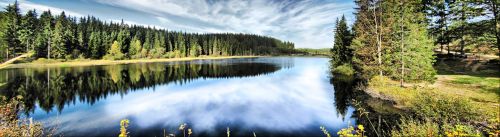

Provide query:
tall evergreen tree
left=331, top=15, right=353, bottom=68
left=51, top=12, right=67, bottom=59
left=3, top=1, right=22, bottom=58
left=449, top=0, right=485, bottom=55
left=19, top=10, right=38, bottom=52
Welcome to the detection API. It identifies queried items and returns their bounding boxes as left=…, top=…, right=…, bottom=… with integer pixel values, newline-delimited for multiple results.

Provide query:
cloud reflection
left=35, top=58, right=355, bottom=136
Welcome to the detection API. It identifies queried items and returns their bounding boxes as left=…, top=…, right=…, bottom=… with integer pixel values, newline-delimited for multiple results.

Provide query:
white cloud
left=93, top=0, right=355, bottom=48
left=0, top=0, right=355, bottom=48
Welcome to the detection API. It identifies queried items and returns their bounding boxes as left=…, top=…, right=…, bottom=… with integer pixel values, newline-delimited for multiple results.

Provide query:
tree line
left=331, top=0, right=498, bottom=85
left=0, top=1, right=295, bottom=61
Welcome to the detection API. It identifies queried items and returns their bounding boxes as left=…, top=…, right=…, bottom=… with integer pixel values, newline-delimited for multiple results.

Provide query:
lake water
left=0, top=57, right=358, bottom=137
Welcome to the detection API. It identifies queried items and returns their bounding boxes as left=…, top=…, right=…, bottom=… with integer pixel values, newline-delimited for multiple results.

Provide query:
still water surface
left=0, top=57, right=357, bottom=137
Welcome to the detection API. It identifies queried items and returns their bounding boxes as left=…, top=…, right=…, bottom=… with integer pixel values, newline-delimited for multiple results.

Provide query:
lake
left=0, top=57, right=359, bottom=137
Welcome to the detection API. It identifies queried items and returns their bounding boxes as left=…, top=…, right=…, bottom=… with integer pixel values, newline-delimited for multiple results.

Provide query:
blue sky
left=0, top=0, right=355, bottom=49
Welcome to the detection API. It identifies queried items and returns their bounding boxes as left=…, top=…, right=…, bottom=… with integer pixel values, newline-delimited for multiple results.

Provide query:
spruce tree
left=3, top=1, right=22, bottom=58
left=51, top=12, right=67, bottom=59
left=19, top=10, right=38, bottom=52
left=331, top=15, right=353, bottom=68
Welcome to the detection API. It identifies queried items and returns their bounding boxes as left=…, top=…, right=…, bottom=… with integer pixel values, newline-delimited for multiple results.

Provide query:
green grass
left=448, top=75, right=499, bottom=94
left=4, top=56, right=260, bottom=69
left=368, top=75, right=498, bottom=136
left=295, top=48, right=330, bottom=56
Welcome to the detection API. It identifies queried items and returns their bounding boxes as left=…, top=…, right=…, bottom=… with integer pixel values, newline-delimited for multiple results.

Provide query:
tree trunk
left=400, top=11, right=405, bottom=87
left=374, top=6, right=383, bottom=77
left=48, top=36, right=51, bottom=59
left=491, top=0, right=499, bottom=54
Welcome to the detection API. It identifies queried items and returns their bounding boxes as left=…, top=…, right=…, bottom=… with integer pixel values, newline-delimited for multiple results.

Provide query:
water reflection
left=330, top=74, right=357, bottom=120
left=0, top=57, right=357, bottom=137
left=0, top=59, right=282, bottom=113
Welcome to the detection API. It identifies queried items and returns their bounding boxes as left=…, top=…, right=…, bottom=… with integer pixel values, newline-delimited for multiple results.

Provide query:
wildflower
left=358, top=125, right=364, bottom=131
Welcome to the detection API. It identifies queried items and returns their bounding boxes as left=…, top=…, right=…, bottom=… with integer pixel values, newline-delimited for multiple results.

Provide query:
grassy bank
left=364, top=56, right=499, bottom=135
left=2, top=56, right=261, bottom=69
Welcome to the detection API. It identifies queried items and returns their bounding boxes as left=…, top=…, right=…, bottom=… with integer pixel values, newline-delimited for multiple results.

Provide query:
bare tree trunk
left=400, top=10, right=405, bottom=87
left=374, top=6, right=383, bottom=77
left=48, top=36, right=51, bottom=59
left=459, top=3, right=466, bottom=56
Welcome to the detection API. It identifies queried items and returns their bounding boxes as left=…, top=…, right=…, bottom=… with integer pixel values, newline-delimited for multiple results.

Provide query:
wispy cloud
left=0, top=0, right=355, bottom=48
left=92, top=0, right=355, bottom=48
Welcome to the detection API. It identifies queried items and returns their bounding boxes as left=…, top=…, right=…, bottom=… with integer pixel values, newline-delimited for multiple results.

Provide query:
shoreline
left=3, top=56, right=262, bottom=69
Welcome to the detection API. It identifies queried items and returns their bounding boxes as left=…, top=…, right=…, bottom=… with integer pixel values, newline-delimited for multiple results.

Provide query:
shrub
left=391, top=118, right=439, bottom=136
left=0, top=96, right=44, bottom=137
left=333, top=64, right=355, bottom=76
left=409, top=92, right=479, bottom=124
left=443, top=124, right=481, bottom=136
left=32, top=58, right=60, bottom=64
left=104, top=41, right=125, bottom=60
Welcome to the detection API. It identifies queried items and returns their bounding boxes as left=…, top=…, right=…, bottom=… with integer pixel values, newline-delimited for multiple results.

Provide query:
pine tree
left=428, top=0, right=452, bottom=54
left=177, top=32, right=185, bottom=57
left=351, top=0, right=382, bottom=78
left=51, top=12, right=67, bottom=59
left=189, top=37, right=200, bottom=57
left=391, top=0, right=436, bottom=84
left=34, top=11, right=53, bottom=58
left=89, top=31, right=101, bottom=59
left=19, top=10, right=38, bottom=52
left=331, top=15, right=353, bottom=68
left=3, top=1, right=22, bottom=58
left=449, top=0, right=484, bottom=55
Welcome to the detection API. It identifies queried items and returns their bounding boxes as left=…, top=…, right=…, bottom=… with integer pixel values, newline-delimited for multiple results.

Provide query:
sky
left=0, top=0, right=355, bottom=49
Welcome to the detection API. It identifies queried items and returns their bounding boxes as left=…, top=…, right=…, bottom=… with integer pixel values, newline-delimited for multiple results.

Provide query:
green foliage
left=333, top=64, right=354, bottom=76
left=390, top=118, right=439, bottom=137
left=189, top=39, right=201, bottom=57
left=0, top=96, right=45, bottom=137
left=443, top=124, right=481, bottom=137
left=409, top=92, right=479, bottom=123
left=351, top=0, right=436, bottom=82
left=149, top=46, right=166, bottom=59
left=295, top=48, right=330, bottom=56
left=129, top=39, right=142, bottom=59
left=103, top=41, right=125, bottom=60
left=331, top=15, right=353, bottom=67
left=50, top=13, right=67, bottom=59
left=0, top=2, right=294, bottom=62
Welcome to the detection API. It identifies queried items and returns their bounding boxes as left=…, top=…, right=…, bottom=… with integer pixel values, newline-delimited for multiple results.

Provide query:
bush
left=391, top=118, right=439, bottom=137
left=0, top=96, right=45, bottom=137
left=333, top=64, right=355, bottom=76
left=32, top=58, right=60, bottom=64
left=148, top=47, right=165, bottom=58
left=409, top=92, right=479, bottom=124
left=443, top=124, right=481, bottom=136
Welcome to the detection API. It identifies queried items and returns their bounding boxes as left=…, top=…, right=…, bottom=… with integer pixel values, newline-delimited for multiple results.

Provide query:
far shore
left=3, top=56, right=262, bottom=69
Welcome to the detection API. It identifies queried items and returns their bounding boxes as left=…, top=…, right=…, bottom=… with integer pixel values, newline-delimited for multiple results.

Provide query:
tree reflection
left=0, top=60, right=282, bottom=113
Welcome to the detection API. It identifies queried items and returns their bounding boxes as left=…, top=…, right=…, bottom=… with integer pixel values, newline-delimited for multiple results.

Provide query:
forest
left=331, top=0, right=499, bottom=136
left=332, top=0, right=498, bottom=82
left=0, top=2, right=295, bottom=62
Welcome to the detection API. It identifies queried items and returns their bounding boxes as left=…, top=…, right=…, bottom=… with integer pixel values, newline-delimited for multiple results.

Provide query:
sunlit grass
left=368, top=75, right=499, bottom=120
left=6, top=56, right=261, bottom=69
